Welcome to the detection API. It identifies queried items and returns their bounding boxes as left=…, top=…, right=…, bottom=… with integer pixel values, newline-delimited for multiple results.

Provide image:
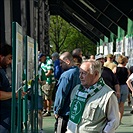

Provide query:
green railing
left=11, top=22, right=39, bottom=133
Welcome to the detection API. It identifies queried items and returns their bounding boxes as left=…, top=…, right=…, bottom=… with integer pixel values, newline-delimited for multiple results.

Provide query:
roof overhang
left=48, top=0, right=133, bottom=44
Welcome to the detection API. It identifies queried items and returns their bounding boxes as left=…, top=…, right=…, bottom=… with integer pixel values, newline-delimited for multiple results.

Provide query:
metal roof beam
left=87, top=0, right=128, bottom=31
left=60, top=7, right=102, bottom=40
left=106, top=0, right=133, bottom=20
left=63, top=0, right=111, bottom=38
left=59, top=9, right=99, bottom=43
left=84, top=1, right=119, bottom=35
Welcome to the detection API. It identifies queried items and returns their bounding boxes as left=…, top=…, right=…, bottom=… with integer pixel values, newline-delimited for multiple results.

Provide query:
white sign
left=27, top=36, right=34, bottom=81
left=15, top=23, right=23, bottom=91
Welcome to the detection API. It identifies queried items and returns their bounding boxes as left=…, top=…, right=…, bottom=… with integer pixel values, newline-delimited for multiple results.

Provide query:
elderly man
left=54, top=52, right=80, bottom=133
left=67, top=60, right=120, bottom=133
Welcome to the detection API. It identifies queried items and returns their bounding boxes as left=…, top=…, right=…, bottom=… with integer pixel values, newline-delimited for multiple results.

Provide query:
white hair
left=83, top=59, right=102, bottom=77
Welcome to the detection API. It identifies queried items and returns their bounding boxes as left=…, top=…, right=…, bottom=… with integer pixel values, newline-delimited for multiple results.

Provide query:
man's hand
left=38, top=79, right=46, bottom=85
left=16, top=91, right=27, bottom=99
left=116, top=91, right=120, bottom=99
left=54, top=114, right=59, bottom=119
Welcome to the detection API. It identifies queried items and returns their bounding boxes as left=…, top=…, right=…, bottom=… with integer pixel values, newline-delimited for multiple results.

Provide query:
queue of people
left=1, top=44, right=133, bottom=133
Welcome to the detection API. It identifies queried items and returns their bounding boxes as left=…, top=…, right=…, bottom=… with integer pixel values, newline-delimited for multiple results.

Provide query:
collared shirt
left=53, top=59, right=62, bottom=80
left=41, top=56, right=55, bottom=84
left=54, top=66, right=80, bottom=116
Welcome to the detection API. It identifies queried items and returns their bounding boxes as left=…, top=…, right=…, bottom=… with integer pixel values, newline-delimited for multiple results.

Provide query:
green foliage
left=49, top=15, right=96, bottom=56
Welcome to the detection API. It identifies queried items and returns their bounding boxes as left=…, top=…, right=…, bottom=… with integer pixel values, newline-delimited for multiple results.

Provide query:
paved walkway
left=116, top=103, right=133, bottom=133
left=43, top=102, right=133, bottom=133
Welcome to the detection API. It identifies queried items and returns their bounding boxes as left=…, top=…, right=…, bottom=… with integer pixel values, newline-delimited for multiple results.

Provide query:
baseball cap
left=95, top=53, right=104, bottom=60
left=51, top=52, right=59, bottom=58
left=38, top=53, right=46, bottom=60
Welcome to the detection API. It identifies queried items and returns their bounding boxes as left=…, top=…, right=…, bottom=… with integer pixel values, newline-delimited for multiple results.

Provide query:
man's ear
left=65, top=59, right=70, bottom=65
left=95, top=71, right=99, bottom=77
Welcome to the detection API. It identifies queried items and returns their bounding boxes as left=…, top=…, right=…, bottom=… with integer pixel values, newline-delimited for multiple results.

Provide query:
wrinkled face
left=79, top=62, right=96, bottom=88
left=0, top=54, right=12, bottom=68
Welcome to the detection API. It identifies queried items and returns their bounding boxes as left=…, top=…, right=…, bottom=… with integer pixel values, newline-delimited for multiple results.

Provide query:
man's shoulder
left=66, top=66, right=79, bottom=75
left=70, top=66, right=79, bottom=71
left=71, top=84, right=80, bottom=95
left=54, top=59, right=60, bottom=65
left=41, top=63, right=46, bottom=68
left=46, top=58, right=53, bottom=64
left=103, top=84, right=115, bottom=93
left=60, top=69, right=78, bottom=79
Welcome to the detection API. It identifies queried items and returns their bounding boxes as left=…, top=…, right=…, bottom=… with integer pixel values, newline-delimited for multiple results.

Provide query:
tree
left=49, top=15, right=96, bottom=56
left=49, top=15, right=70, bottom=53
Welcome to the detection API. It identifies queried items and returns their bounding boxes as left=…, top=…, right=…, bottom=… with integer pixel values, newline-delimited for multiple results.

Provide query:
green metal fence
left=11, top=22, right=39, bottom=133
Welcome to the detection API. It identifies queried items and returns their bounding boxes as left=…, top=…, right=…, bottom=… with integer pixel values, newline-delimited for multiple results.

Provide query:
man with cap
left=95, top=53, right=120, bottom=98
left=51, top=52, right=62, bottom=102
left=104, top=54, right=117, bottom=70
left=51, top=52, right=62, bottom=81
left=38, top=53, right=55, bottom=117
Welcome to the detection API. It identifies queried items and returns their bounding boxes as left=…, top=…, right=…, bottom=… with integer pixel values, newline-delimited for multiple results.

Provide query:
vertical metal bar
left=23, top=36, right=28, bottom=133
left=34, top=41, right=38, bottom=133
left=30, top=80, right=34, bottom=133
left=11, top=22, right=16, bottom=133
left=17, top=90, right=22, bottom=132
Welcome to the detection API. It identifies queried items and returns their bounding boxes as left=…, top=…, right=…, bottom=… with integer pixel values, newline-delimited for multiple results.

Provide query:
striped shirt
left=41, top=56, right=55, bottom=84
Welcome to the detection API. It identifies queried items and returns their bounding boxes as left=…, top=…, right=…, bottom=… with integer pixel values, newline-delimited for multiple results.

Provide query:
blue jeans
left=56, top=115, right=69, bottom=133
left=0, top=117, right=11, bottom=133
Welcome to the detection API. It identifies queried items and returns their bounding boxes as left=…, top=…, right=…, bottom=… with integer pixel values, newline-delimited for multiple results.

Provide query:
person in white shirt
left=126, top=73, right=133, bottom=114
left=67, top=60, right=120, bottom=133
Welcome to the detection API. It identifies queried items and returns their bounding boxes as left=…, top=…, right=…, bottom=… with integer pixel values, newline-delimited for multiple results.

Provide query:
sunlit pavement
left=42, top=102, right=133, bottom=133
left=116, top=102, right=133, bottom=133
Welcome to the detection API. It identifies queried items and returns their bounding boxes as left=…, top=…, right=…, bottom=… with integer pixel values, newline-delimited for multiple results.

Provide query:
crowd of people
left=1, top=44, right=133, bottom=133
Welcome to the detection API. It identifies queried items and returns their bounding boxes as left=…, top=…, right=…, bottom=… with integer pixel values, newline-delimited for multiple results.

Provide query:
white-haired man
left=67, top=60, right=120, bottom=133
